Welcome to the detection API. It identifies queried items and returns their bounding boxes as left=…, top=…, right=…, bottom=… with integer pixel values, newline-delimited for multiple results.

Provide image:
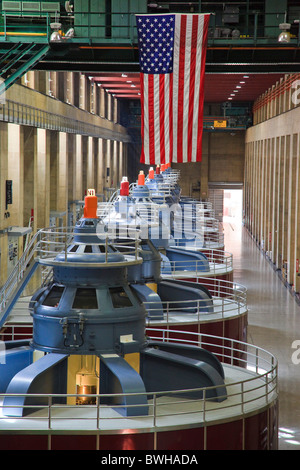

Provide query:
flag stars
left=137, top=14, right=175, bottom=73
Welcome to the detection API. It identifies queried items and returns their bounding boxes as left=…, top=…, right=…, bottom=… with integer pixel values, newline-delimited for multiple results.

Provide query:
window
left=69, top=245, right=79, bottom=252
left=72, top=288, right=98, bottom=309
left=42, top=285, right=64, bottom=307
left=83, top=220, right=95, bottom=226
left=109, top=287, right=133, bottom=308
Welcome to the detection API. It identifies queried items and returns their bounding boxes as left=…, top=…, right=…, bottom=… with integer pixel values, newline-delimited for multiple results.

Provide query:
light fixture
left=65, top=28, right=74, bottom=38
left=278, top=21, right=291, bottom=43
left=50, top=21, right=62, bottom=42
left=50, top=30, right=62, bottom=42
left=236, top=85, right=241, bottom=88
left=243, top=75, right=249, bottom=78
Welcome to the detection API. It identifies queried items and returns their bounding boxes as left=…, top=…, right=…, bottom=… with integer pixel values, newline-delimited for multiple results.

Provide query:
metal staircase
left=0, top=230, right=44, bottom=328
left=0, top=42, right=49, bottom=96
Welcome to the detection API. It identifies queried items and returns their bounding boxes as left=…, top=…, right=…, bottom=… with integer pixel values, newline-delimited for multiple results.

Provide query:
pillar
left=75, top=134, right=83, bottom=200
left=87, top=136, right=94, bottom=190
left=49, top=131, right=68, bottom=227
left=287, top=133, right=298, bottom=286
left=105, top=139, right=112, bottom=189
left=97, top=138, right=105, bottom=196
left=0, top=122, right=8, bottom=285
left=23, top=127, right=36, bottom=232
left=57, top=132, right=68, bottom=226
left=201, top=133, right=209, bottom=199
left=67, top=133, right=76, bottom=226
left=113, top=140, right=118, bottom=187
left=35, top=128, right=50, bottom=230
left=7, top=124, right=24, bottom=228
left=118, top=141, right=124, bottom=180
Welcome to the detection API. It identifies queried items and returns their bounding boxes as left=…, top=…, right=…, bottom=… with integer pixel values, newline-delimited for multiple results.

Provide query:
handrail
left=0, top=5, right=298, bottom=57
left=145, top=294, right=246, bottom=323
left=0, top=229, right=42, bottom=314
left=36, top=227, right=143, bottom=267
left=0, top=99, right=130, bottom=142
left=161, top=250, right=233, bottom=275
left=0, top=226, right=144, bottom=318
left=0, top=330, right=278, bottom=431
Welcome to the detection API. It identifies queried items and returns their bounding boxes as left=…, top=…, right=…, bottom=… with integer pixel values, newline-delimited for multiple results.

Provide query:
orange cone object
left=148, top=167, right=154, bottom=179
left=120, top=177, right=129, bottom=196
left=138, top=171, right=145, bottom=186
left=83, top=189, right=98, bottom=218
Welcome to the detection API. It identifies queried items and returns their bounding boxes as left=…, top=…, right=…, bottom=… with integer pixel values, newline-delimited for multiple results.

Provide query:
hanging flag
left=136, top=13, right=210, bottom=165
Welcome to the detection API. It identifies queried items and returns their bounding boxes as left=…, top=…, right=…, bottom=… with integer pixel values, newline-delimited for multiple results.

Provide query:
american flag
left=136, top=13, right=210, bottom=165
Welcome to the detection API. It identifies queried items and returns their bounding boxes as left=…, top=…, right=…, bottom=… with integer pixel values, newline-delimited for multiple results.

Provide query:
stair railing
left=0, top=229, right=43, bottom=316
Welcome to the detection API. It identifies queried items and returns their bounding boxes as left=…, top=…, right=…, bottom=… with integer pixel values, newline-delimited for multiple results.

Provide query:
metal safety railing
left=146, top=278, right=247, bottom=323
left=161, top=249, right=233, bottom=275
left=0, top=230, right=41, bottom=316
left=0, top=5, right=296, bottom=44
left=36, top=227, right=143, bottom=266
left=0, top=99, right=130, bottom=142
left=0, top=330, right=277, bottom=432
left=0, top=227, right=143, bottom=322
left=171, top=231, right=225, bottom=248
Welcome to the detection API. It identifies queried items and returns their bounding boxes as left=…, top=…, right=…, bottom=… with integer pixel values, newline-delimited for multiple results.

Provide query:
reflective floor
left=223, top=219, right=300, bottom=450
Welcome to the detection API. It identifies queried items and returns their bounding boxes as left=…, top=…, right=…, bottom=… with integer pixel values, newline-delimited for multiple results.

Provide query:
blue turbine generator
left=143, top=164, right=210, bottom=249
left=124, top=171, right=211, bottom=276
left=99, top=177, right=213, bottom=322
left=0, top=189, right=227, bottom=418
left=102, top=175, right=213, bottom=321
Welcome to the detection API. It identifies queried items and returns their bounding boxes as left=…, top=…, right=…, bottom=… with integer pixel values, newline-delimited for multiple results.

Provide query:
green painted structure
left=0, top=0, right=299, bottom=94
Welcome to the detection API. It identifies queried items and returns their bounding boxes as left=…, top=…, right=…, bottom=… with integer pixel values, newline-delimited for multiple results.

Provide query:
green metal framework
left=0, top=1, right=300, bottom=83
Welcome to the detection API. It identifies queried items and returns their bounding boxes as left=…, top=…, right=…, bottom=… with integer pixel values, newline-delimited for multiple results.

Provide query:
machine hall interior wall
left=0, top=72, right=129, bottom=287
left=244, top=106, right=300, bottom=296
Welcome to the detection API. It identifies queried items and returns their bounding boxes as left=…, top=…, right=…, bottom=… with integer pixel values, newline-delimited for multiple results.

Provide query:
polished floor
left=223, top=219, right=300, bottom=450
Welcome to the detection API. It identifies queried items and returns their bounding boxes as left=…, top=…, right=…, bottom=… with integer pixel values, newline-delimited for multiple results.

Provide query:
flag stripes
left=137, top=13, right=210, bottom=165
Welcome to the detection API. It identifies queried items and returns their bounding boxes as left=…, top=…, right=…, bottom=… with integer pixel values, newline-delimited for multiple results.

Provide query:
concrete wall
left=172, top=131, right=245, bottom=199
left=244, top=106, right=300, bottom=296
left=0, top=72, right=129, bottom=287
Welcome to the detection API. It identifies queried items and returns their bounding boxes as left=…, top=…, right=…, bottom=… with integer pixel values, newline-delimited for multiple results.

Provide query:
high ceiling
left=89, top=72, right=285, bottom=103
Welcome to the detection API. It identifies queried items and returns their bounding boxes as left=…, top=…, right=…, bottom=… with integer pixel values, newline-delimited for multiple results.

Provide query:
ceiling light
left=122, top=74, right=128, bottom=77
left=236, top=85, right=241, bottom=88
left=278, top=30, right=291, bottom=43
left=243, top=75, right=249, bottom=78
left=278, top=22, right=291, bottom=43
left=228, top=97, right=233, bottom=100
left=240, top=81, right=245, bottom=84
left=126, top=80, right=132, bottom=83
left=230, top=94, right=235, bottom=96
